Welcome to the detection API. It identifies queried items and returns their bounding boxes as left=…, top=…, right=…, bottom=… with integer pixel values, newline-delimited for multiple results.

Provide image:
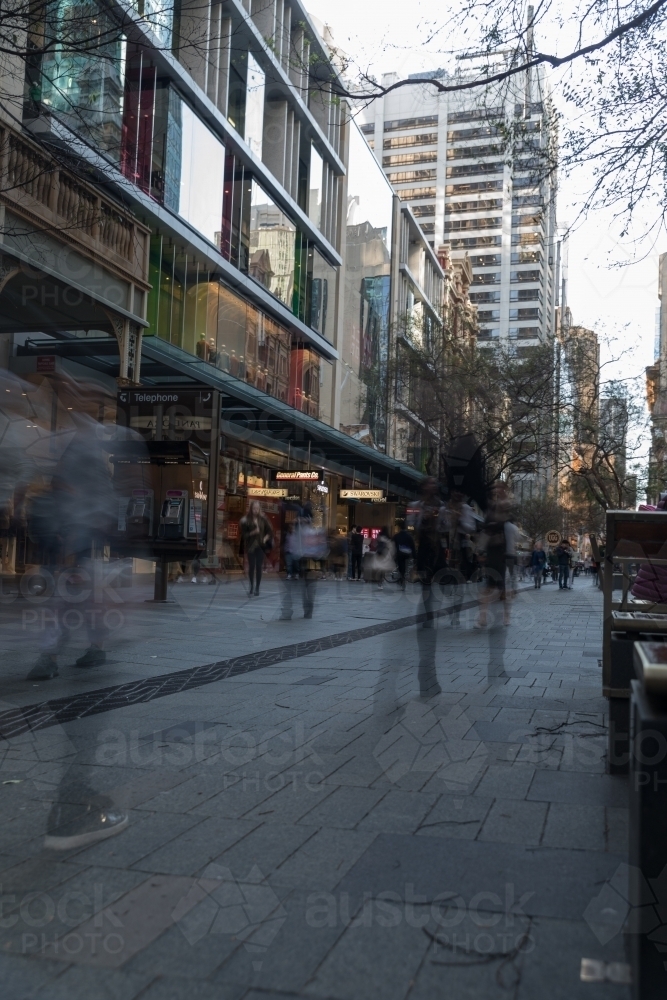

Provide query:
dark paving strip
left=0, top=598, right=482, bottom=740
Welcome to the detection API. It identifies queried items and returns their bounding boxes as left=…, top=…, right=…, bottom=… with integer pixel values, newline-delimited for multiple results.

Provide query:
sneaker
left=26, top=654, right=59, bottom=681
left=44, top=796, right=128, bottom=851
left=73, top=647, right=106, bottom=669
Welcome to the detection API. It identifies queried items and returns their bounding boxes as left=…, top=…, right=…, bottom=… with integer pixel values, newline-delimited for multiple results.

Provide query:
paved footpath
left=0, top=576, right=633, bottom=999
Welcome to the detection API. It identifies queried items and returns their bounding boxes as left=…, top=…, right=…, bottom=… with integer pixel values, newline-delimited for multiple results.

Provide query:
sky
left=305, top=0, right=663, bottom=393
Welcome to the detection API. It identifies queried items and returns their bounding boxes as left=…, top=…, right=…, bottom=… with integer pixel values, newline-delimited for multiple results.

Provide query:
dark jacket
left=350, top=530, right=364, bottom=555
left=556, top=544, right=571, bottom=566
left=393, top=529, right=416, bottom=560
left=240, top=513, right=273, bottom=555
left=530, top=548, right=546, bottom=569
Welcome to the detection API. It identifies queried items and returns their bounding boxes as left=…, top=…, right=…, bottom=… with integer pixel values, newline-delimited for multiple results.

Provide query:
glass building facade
left=340, top=124, right=393, bottom=450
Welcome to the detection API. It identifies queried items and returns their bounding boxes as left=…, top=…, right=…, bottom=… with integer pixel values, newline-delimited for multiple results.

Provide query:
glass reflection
left=341, top=123, right=393, bottom=450
left=249, top=180, right=296, bottom=309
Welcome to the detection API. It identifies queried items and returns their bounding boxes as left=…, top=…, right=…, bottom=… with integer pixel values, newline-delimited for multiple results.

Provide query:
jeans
left=558, top=564, right=569, bottom=589
left=248, top=548, right=264, bottom=593
left=350, top=551, right=363, bottom=579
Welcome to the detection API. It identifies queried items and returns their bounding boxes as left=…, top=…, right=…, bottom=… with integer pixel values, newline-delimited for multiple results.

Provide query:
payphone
left=159, top=490, right=188, bottom=541
left=126, top=489, right=154, bottom=539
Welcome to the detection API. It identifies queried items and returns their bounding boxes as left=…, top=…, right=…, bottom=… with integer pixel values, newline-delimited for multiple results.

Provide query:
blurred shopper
left=477, top=483, right=512, bottom=627
left=328, top=529, right=348, bottom=581
left=281, top=511, right=328, bottom=619
left=367, top=526, right=396, bottom=589
left=240, top=501, right=273, bottom=597
left=504, top=518, right=521, bottom=598
left=393, top=519, right=416, bottom=589
left=409, top=477, right=447, bottom=697
left=349, top=525, right=364, bottom=581
left=530, top=541, right=546, bottom=588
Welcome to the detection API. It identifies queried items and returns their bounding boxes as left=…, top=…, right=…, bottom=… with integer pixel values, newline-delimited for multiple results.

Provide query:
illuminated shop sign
left=339, top=489, right=385, bottom=501
left=275, top=471, right=320, bottom=481
left=248, top=487, right=288, bottom=497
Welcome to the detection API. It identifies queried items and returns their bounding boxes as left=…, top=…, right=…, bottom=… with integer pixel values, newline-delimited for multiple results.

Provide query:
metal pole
left=308, top=441, right=311, bottom=470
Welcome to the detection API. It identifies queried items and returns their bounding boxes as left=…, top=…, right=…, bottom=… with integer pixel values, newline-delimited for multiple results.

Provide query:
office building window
left=40, top=0, right=127, bottom=161
left=510, top=307, right=541, bottom=320
left=470, top=291, right=500, bottom=303
left=384, top=114, right=438, bottom=132
left=249, top=180, right=297, bottom=310
left=450, top=235, right=502, bottom=249
left=472, top=272, right=500, bottom=284
left=245, top=53, right=265, bottom=158
left=446, top=199, right=503, bottom=214
left=308, top=144, right=324, bottom=231
left=444, top=217, right=502, bottom=232
left=446, top=163, right=503, bottom=178
left=383, top=151, right=438, bottom=167
left=447, top=144, right=503, bottom=160
left=383, top=132, right=438, bottom=149
left=510, top=270, right=542, bottom=282
left=343, top=124, right=393, bottom=450
left=446, top=180, right=503, bottom=196
left=119, top=65, right=225, bottom=247
left=360, top=123, right=375, bottom=134
left=448, top=107, right=503, bottom=124
left=387, top=169, right=437, bottom=183
left=411, top=204, right=436, bottom=217
left=447, top=125, right=503, bottom=141
left=470, top=254, right=502, bottom=267
left=175, top=102, right=226, bottom=245
left=397, top=187, right=436, bottom=200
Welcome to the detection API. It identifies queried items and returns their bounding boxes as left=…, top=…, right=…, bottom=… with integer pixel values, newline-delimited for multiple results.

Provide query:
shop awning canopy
left=15, top=333, right=427, bottom=499
left=140, top=338, right=425, bottom=499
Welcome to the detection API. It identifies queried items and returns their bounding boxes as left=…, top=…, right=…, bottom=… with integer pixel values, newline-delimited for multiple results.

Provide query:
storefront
left=6, top=335, right=424, bottom=587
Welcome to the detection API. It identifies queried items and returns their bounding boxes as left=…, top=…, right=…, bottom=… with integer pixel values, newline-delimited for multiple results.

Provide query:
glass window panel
left=341, top=123, right=393, bottom=450
left=177, top=103, right=225, bottom=246
left=308, top=144, right=323, bottom=231
left=248, top=180, right=296, bottom=309
left=41, top=0, right=126, bottom=162
left=216, top=283, right=247, bottom=378
left=245, top=54, right=265, bottom=159
left=135, top=0, right=172, bottom=47
left=309, top=248, right=336, bottom=343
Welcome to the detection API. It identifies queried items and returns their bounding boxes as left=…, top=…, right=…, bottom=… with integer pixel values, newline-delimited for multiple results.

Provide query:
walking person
left=530, top=541, right=546, bottom=588
left=393, top=519, right=416, bottom=589
left=477, top=483, right=512, bottom=627
left=556, top=541, right=571, bottom=590
left=349, top=525, right=364, bottom=581
left=240, top=500, right=273, bottom=597
left=409, top=477, right=448, bottom=697
left=281, top=510, right=328, bottom=618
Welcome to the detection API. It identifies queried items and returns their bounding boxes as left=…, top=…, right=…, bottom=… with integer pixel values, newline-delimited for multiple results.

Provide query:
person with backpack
left=240, top=500, right=273, bottom=597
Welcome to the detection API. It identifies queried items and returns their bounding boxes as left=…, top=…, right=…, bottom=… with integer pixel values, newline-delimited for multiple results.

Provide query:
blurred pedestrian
left=281, top=511, right=328, bottom=619
left=393, top=519, right=416, bottom=589
left=349, top=525, right=363, bottom=580
left=530, top=541, right=546, bottom=588
left=477, top=483, right=512, bottom=627
left=240, top=501, right=273, bottom=597
left=409, top=477, right=447, bottom=697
